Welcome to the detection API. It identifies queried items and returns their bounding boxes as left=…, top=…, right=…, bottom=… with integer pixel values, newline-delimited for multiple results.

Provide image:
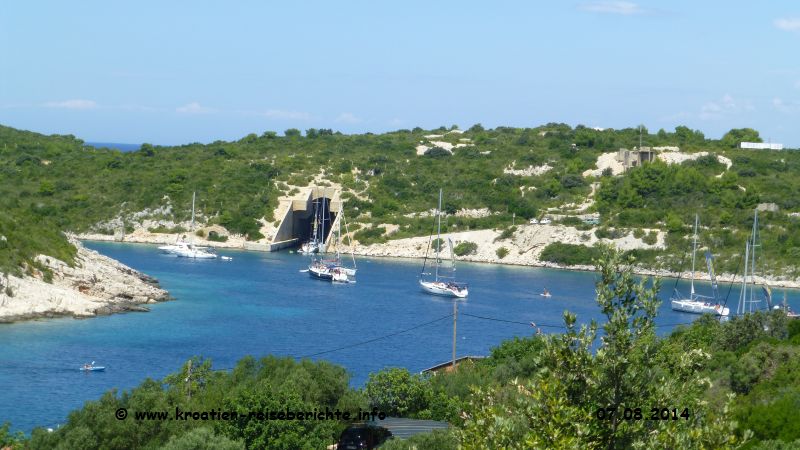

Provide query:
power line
left=297, top=313, right=453, bottom=359
left=460, top=312, right=563, bottom=329
left=462, top=311, right=697, bottom=330
left=207, top=312, right=700, bottom=373
left=209, top=313, right=454, bottom=373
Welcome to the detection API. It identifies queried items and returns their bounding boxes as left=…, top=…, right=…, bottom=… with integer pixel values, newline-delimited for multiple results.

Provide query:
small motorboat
left=80, top=361, right=105, bottom=372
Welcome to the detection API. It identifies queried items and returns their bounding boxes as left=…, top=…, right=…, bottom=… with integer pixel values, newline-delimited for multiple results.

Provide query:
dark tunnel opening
left=294, top=196, right=337, bottom=247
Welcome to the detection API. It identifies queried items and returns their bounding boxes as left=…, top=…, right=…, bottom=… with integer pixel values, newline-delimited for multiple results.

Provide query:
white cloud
left=699, top=94, right=753, bottom=120
left=773, top=97, right=800, bottom=113
left=43, top=99, right=97, bottom=109
left=335, top=112, right=362, bottom=124
left=774, top=17, right=800, bottom=32
left=176, top=102, right=213, bottom=114
left=578, top=1, right=643, bottom=15
left=261, top=109, right=311, bottom=120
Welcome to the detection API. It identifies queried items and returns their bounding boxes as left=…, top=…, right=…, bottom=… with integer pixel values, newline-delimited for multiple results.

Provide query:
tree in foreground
left=458, top=245, right=749, bottom=449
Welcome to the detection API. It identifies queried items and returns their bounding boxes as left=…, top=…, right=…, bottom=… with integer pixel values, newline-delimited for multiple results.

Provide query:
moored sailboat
left=307, top=190, right=356, bottom=282
left=168, top=192, right=217, bottom=259
left=419, top=189, right=468, bottom=298
left=736, top=210, right=771, bottom=316
left=670, top=214, right=729, bottom=316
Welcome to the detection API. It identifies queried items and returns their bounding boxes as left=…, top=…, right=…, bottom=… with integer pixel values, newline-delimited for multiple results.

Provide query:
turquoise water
left=0, top=241, right=796, bottom=432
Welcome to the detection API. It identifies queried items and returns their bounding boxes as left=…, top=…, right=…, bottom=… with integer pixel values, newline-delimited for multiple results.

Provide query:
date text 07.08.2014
left=595, top=407, right=690, bottom=421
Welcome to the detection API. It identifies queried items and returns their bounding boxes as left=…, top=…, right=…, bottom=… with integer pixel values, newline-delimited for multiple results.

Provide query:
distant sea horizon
left=85, top=142, right=141, bottom=152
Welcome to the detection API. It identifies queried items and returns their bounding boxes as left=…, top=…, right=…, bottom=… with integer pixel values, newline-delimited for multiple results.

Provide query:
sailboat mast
left=320, top=188, right=326, bottom=253
left=749, top=210, right=759, bottom=312
left=435, top=189, right=442, bottom=281
left=189, top=191, right=196, bottom=246
left=690, top=214, right=698, bottom=296
left=312, top=203, right=318, bottom=244
left=343, top=205, right=356, bottom=269
left=739, top=240, right=750, bottom=315
left=337, top=203, right=342, bottom=260
left=191, top=191, right=196, bottom=232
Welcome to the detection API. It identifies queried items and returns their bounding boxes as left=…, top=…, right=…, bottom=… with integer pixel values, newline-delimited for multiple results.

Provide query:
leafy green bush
left=162, top=427, right=244, bottom=450
left=596, top=227, right=626, bottom=239
left=539, top=243, right=601, bottom=266
left=148, top=225, right=187, bottom=234
left=496, top=247, right=509, bottom=259
left=494, top=226, right=517, bottom=242
left=454, top=241, right=478, bottom=256
left=207, top=231, right=228, bottom=242
left=354, top=226, right=387, bottom=245
left=595, top=227, right=611, bottom=239
left=381, top=429, right=458, bottom=450
left=643, top=231, right=658, bottom=245
left=364, top=368, right=431, bottom=417
left=558, top=216, right=584, bottom=226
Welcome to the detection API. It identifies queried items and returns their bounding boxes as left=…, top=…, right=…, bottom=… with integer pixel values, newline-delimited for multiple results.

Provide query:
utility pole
left=452, top=301, right=457, bottom=370
left=639, top=125, right=643, bottom=150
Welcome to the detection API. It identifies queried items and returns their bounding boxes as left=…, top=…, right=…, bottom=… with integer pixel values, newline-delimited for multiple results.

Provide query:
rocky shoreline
left=0, top=240, right=171, bottom=324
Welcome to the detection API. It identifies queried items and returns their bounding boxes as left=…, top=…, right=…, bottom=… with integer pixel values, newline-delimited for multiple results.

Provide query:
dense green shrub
left=539, top=242, right=601, bottom=266
left=207, top=231, right=228, bottom=242
left=453, top=241, right=478, bottom=256
left=643, top=230, right=658, bottom=245
left=494, top=226, right=517, bottom=242
left=364, top=368, right=432, bottom=417
left=496, top=247, right=509, bottom=259
left=148, top=225, right=188, bottom=234
left=354, top=226, right=387, bottom=245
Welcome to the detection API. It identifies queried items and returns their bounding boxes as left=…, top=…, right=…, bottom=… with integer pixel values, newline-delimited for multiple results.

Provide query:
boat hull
left=308, top=265, right=333, bottom=281
left=671, top=299, right=729, bottom=316
left=159, top=243, right=188, bottom=254
left=174, top=247, right=217, bottom=259
left=300, top=243, right=319, bottom=254
left=419, top=280, right=468, bottom=298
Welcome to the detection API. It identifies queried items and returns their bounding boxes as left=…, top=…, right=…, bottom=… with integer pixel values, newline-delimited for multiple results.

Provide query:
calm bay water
left=1, top=241, right=797, bottom=432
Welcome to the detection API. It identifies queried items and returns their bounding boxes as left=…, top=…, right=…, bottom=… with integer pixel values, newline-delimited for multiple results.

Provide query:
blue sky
left=1, top=1, right=799, bottom=146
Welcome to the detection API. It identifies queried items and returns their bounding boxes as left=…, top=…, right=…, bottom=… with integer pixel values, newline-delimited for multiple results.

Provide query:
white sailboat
left=419, top=189, right=468, bottom=298
left=332, top=203, right=357, bottom=279
left=736, top=210, right=771, bottom=316
left=172, top=192, right=217, bottom=259
left=308, top=190, right=336, bottom=281
left=308, top=192, right=357, bottom=283
left=671, top=214, right=729, bottom=316
left=158, top=237, right=189, bottom=254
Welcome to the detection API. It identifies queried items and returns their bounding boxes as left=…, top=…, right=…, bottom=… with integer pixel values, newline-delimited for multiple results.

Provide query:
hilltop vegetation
left=3, top=248, right=799, bottom=448
left=2, top=123, right=800, bottom=277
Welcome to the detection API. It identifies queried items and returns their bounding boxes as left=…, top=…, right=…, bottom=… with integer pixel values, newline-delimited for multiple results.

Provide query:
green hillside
left=1, top=123, right=799, bottom=278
